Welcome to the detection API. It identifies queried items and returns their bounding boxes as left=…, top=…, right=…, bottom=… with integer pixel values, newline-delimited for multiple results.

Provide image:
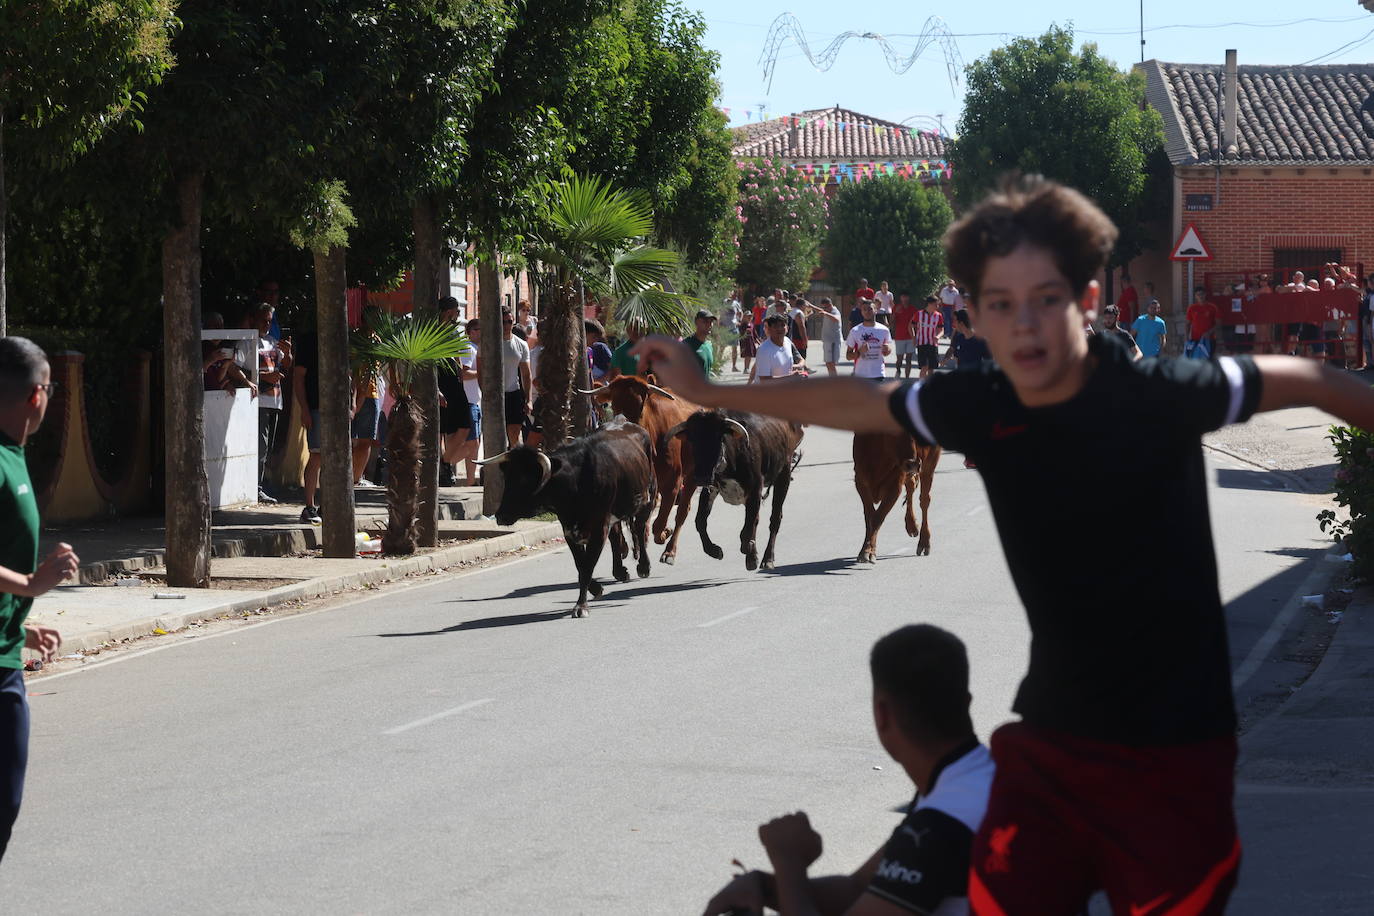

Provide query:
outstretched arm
left=1255, top=355, right=1374, bottom=428
left=633, top=336, right=901, bottom=433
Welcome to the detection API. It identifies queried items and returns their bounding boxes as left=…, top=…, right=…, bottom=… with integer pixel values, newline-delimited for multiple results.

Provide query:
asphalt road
left=1, top=424, right=1336, bottom=914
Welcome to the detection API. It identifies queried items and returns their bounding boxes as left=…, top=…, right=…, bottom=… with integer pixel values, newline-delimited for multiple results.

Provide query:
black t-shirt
left=294, top=332, right=320, bottom=410
left=867, top=739, right=993, bottom=914
left=950, top=332, right=991, bottom=367
left=888, top=334, right=1263, bottom=744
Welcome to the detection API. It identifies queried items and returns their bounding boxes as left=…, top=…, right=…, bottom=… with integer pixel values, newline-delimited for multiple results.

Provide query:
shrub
left=733, top=158, right=829, bottom=293
left=1317, top=424, right=1374, bottom=580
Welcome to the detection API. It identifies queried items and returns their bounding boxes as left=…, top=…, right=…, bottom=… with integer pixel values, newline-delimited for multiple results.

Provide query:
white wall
left=203, top=330, right=259, bottom=509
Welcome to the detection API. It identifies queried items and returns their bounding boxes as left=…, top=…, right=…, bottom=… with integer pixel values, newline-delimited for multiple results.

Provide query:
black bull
left=668, top=410, right=803, bottom=571
left=482, top=419, right=656, bottom=617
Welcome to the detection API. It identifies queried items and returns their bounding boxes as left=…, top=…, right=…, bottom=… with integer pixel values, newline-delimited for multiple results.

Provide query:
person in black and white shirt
left=702, top=625, right=991, bottom=916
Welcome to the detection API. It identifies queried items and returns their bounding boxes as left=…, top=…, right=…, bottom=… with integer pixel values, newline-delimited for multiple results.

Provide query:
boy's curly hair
left=943, top=174, right=1118, bottom=303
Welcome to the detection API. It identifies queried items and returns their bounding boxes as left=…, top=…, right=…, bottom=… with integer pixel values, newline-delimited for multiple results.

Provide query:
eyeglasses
left=36, top=382, right=58, bottom=395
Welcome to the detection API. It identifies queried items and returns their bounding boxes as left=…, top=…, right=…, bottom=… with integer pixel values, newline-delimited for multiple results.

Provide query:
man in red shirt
left=1186, top=286, right=1221, bottom=359
left=890, top=291, right=921, bottom=378
left=1116, top=272, right=1139, bottom=327
left=855, top=277, right=876, bottom=302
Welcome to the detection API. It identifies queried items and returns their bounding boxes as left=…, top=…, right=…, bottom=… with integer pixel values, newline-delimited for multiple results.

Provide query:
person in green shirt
left=683, top=309, right=717, bottom=375
left=0, top=336, right=79, bottom=863
left=608, top=318, right=647, bottom=380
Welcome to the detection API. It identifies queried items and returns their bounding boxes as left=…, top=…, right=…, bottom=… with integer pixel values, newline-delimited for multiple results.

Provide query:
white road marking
left=384, top=698, right=494, bottom=735
left=1232, top=550, right=1333, bottom=690
left=697, top=607, right=758, bottom=628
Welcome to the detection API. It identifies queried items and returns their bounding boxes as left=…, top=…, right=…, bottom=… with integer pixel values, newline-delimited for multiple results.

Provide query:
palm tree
left=353, top=313, right=469, bottom=554
left=528, top=175, right=697, bottom=445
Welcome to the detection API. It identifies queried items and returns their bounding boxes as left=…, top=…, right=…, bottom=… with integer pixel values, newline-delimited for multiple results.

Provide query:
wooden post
left=314, top=245, right=356, bottom=557
left=161, top=169, right=211, bottom=587
left=478, top=258, right=506, bottom=516
left=412, top=195, right=443, bottom=547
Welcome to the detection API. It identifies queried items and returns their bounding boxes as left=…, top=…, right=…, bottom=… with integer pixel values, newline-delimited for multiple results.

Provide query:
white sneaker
left=355, top=478, right=380, bottom=489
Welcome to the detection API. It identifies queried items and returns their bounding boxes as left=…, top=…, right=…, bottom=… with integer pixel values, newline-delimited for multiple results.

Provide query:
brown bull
left=582, top=375, right=700, bottom=565
left=853, top=432, right=940, bottom=563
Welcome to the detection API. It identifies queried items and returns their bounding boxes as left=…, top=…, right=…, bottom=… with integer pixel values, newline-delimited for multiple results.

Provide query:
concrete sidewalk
left=24, top=485, right=565, bottom=660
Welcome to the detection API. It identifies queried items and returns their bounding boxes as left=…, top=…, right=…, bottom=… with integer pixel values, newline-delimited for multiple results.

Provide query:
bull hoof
left=704, top=544, right=724, bottom=560
left=857, top=550, right=875, bottom=564
left=637, top=560, right=651, bottom=579
left=653, top=530, right=669, bottom=545
left=614, top=568, right=631, bottom=584
left=589, top=581, right=604, bottom=598
left=745, top=554, right=758, bottom=571
left=573, top=605, right=588, bottom=618
left=659, top=552, right=676, bottom=565
left=917, top=540, right=931, bottom=556
left=760, top=557, right=775, bottom=571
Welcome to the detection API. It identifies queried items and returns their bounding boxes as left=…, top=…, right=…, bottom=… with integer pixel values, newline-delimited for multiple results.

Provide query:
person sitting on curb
left=702, top=624, right=993, bottom=916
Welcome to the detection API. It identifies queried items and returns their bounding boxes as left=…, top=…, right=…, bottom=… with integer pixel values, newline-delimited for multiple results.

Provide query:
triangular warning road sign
left=1170, top=223, right=1213, bottom=261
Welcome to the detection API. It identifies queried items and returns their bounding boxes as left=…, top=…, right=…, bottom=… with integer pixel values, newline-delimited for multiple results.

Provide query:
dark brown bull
left=853, top=432, right=940, bottom=563
left=581, top=375, right=701, bottom=565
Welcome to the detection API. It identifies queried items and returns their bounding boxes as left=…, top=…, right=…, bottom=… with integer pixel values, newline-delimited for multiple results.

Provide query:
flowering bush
left=733, top=158, right=829, bottom=292
left=1317, top=424, right=1374, bottom=581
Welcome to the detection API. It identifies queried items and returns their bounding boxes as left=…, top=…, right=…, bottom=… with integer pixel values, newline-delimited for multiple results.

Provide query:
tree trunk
left=412, top=195, right=444, bottom=547
left=477, top=257, right=506, bottom=516
left=536, top=279, right=577, bottom=446
left=381, top=396, right=421, bottom=554
left=162, top=168, right=211, bottom=587
left=1, top=103, right=7, bottom=337
left=314, top=245, right=356, bottom=557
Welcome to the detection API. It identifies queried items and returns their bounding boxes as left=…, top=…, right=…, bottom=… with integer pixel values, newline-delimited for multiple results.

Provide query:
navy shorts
left=351, top=397, right=380, bottom=441
left=1, top=667, right=30, bottom=862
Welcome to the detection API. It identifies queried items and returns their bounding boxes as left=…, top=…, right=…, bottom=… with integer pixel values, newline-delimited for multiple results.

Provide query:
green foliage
left=823, top=176, right=953, bottom=298
left=288, top=180, right=356, bottom=253
left=950, top=26, right=1165, bottom=265
left=1318, top=424, right=1374, bottom=581
left=734, top=157, right=829, bottom=293
left=655, top=107, right=737, bottom=272
left=352, top=313, right=468, bottom=399
left=532, top=174, right=696, bottom=333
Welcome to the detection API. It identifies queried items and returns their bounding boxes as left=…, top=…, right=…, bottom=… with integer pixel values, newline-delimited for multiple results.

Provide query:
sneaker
left=299, top=505, right=320, bottom=523
left=355, top=478, right=379, bottom=489
left=258, top=489, right=278, bottom=505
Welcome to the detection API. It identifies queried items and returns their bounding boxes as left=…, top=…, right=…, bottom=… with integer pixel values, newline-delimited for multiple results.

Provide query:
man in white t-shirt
left=748, top=315, right=806, bottom=382
left=500, top=306, right=532, bottom=446
left=845, top=299, right=893, bottom=379
left=938, top=280, right=963, bottom=339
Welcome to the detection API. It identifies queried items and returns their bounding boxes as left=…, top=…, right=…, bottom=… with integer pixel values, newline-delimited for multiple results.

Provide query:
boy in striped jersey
left=915, top=296, right=944, bottom=380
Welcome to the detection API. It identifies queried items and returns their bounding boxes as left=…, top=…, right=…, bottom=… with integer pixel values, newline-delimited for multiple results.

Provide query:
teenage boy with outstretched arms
left=636, top=176, right=1374, bottom=915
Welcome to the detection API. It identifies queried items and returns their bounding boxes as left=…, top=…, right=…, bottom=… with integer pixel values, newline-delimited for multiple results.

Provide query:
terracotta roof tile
left=730, top=106, right=949, bottom=161
left=1144, top=60, right=1374, bottom=164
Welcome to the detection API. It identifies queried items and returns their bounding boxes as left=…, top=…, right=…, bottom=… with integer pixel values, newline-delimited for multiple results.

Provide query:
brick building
left=1136, top=54, right=1374, bottom=332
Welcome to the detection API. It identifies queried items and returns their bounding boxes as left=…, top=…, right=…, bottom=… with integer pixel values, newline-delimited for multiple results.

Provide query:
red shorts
left=970, top=722, right=1240, bottom=916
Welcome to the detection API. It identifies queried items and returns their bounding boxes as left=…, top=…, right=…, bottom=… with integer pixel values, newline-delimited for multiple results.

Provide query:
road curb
left=1200, top=440, right=1318, bottom=493
left=49, top=522, right=565, bottom=656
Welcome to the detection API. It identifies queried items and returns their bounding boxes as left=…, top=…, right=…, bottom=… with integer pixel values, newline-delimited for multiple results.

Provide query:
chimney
left=1222, top=49, right=1238, bottom=158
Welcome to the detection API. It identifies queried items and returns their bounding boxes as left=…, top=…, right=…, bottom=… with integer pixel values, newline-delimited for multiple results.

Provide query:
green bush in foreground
left=1318, top=424, right=1374, bottom=581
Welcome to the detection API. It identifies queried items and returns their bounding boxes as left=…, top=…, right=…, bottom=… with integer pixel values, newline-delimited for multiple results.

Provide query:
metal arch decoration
left=758, top=13, right=965, bottom=95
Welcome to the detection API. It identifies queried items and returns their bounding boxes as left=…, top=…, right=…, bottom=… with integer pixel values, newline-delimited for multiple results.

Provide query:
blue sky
left=695, top=0, right=1374, bottom=133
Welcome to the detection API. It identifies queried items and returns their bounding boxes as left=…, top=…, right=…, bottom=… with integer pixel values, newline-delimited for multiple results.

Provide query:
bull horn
left=534, top=450, right=553, bottom=492
left=664, top=421, right=688, bottom=439
left=647, top=385, right=676, bottom=400
left=723, top=418, right=749, bottom=441
left=574, top=388, right=601, bottom=395
left=474, top=451, right=510, bottom=466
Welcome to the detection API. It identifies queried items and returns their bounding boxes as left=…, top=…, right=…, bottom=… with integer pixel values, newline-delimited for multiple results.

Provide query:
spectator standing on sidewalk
left=609, top=318, right=646, bottom=381
left=873, top=280, right=895, bottom=326
left=1131, top=298, right=1168, bottom=358
left=0, top=337, right=80, bottom=863
left=292, top=331, right=323, bottom=522
left=854, top=277, right=876, bottom=303
left=586, top=320, right=614, bottom=383
left=247, top=303, right=290, bottom=503
left=351, top=308, right=383, bottom=487
left=1185, top=287, right=1221, bottom=359
left=788, top=297, right=810, bottom=359
left=501, top=307, right=532, bottom=446
left=1097, top=305, right=1142, bottom=360
left=720, top=293, right=743, bottom=372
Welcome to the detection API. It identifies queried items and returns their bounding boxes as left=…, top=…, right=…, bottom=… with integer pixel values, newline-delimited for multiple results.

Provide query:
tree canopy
left=823, top=176, right=953, bottom=299
left=950, top=26, right=1165, bottom=265
left=733, top=158, right=829, bottom=293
